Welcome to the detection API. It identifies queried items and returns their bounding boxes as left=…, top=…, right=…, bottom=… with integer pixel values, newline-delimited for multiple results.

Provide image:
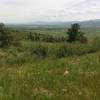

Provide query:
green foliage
left=0, top=24, right=100, bottom=100
left=89, top=37, right=100, bottom=53
left=67, top=23, right=87, bottom=43
left=76, top=32, right=88, bottom=43
left=19, top=39, right=100, bottom=58
left=0, top=23, right=13, bottom=47
left=0, top=50, right=100, bottom=100
left=27, top=32, right=67, bottom=42
left=67, top=23, right=80, bottom=42
left=31, top=45, right=48, bottom=57
left=54, top=45, right=66, bottom=58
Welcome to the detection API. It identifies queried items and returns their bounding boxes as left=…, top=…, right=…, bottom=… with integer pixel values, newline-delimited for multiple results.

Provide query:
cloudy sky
left=0, top=0, right=100, bottom=23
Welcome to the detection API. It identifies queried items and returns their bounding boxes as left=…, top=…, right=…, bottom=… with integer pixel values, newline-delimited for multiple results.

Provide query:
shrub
left=31, top=45, right=48, bottom=57
left=89, top=37, right=100, bottom=53
left=53, top=45, right=67, bottom=58
left=0, top=23, right=13, bottom=47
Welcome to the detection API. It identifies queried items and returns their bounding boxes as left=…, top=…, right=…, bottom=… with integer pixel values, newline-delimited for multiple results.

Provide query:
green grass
left=0, top=26, right=100, bottom=100
left=0, top=50, right=100, bottom=100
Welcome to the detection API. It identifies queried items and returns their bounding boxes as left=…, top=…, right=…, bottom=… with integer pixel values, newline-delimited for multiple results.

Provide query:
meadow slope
left=0, top=51, right=100, bottom=100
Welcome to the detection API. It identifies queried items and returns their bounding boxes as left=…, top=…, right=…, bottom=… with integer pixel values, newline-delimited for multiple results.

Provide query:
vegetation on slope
left=0, top=51, right=100, bottom=100
left=0, top=23, right=100, bottom=100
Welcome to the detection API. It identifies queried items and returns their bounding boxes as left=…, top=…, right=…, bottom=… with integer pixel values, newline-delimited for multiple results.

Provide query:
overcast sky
left=0, top=0, right=100, bottom=23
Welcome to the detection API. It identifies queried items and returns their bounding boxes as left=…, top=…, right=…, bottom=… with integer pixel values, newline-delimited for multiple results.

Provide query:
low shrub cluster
left=27, top=32, right=67, bottom=42
left=31, top=45, right=48, bottom=57
left=28, top=37, right=100, bottom=58
left=1, top=37, right=100, bottom=66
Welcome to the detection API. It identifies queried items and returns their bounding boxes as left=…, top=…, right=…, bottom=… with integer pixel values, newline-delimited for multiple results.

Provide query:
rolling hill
left=6, top=19, right=100, bottom=28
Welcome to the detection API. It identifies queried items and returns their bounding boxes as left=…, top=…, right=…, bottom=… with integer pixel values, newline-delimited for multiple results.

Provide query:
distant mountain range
left=79, top=19, right=100, bottom=27
left=6, top=19, right=100, bottom=28
left=30, top=19, right=100, bottom=28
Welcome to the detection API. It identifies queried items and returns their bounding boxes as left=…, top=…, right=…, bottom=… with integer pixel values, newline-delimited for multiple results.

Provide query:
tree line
left=0, top=23, right=88, bottom=47
left=27, top=23, right=87, bottom=43
left=27, top=32, right=67, bottom=42
left=0, top=23, right=13, bottom=47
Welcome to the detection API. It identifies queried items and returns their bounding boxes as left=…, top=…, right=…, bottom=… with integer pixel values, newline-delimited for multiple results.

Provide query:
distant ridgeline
left=27, top=32, right=67, bottom=42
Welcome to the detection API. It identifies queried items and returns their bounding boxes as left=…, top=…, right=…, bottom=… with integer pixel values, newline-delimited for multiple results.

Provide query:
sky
left=0, top=0, right=100, bottom=23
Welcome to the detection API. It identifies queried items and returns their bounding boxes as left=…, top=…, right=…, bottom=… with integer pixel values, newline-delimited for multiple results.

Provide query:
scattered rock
left=63, top=70, right=69, bottom=76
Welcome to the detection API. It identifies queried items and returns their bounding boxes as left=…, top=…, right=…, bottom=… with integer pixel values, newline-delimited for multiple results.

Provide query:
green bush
left=0, top=23, right=13, bottom=47
left=10, top=37, right=100, bottom=59
left=52, top=44, right=67, bottom=58
left=31, top=45, right=48, bottom=57
left=89, top=37, right=100, bottom=53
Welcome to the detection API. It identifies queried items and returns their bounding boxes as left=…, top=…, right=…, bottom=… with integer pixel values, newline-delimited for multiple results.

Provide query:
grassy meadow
left=0, top=25, right=100, bottom=100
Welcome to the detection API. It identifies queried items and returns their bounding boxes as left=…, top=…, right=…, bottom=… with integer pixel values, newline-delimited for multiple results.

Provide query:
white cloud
left=0, top=0, right=100, bottom=23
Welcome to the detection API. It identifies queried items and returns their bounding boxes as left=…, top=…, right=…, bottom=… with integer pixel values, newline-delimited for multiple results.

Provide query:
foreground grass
left=0, top=51, right=100, bottom=100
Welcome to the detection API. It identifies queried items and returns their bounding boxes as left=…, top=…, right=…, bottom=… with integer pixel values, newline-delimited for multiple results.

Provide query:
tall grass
left=0, top=37, right=100, bottom=67
left=0, top=51, right=100, bottom=100
left=28, top=37, right=100, bottom=58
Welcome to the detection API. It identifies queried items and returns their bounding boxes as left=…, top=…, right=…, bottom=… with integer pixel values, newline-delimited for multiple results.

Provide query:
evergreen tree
left=67, top=23, right=87, bottom=43
left=0, top=23, right=13, bottom=47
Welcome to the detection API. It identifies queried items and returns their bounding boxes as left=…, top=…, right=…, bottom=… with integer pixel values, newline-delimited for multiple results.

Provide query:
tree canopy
left=0, top=23, right=13, bottom=47
left=67, top=23, right=87, bottom=43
